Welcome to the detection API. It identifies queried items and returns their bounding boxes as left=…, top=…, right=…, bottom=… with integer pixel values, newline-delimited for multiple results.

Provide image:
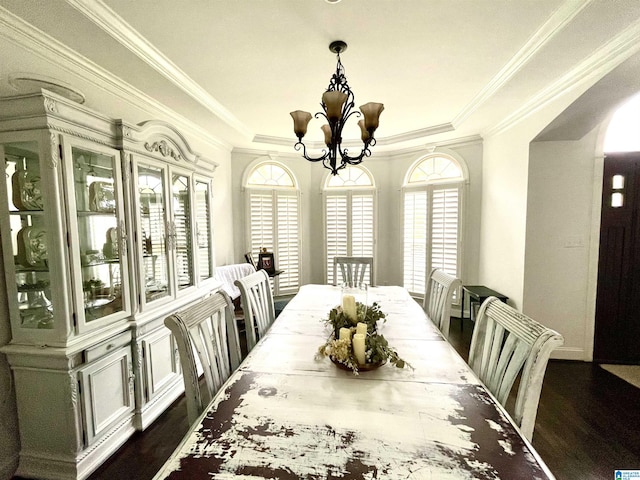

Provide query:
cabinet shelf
left=77, top=210, right=116, bottom=217
left=17, top=281, right=50, bottom=292
left=9, top=209, right=44, bottom=215
left=14, top=265, right=49, bottom=273
left=81, top=259, right=120, bottom=268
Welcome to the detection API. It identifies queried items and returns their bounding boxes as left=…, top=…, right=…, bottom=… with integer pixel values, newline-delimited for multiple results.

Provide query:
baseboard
left=551, top=346, right=586, bottom=361
left=0, top=452, right=18, bottom=480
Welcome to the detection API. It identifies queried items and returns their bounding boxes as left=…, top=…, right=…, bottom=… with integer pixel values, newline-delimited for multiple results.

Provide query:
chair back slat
left=423, top=268, right=461, bottom=339
left=333, top=256, right=374, bottom=287
left=165, top=290, right=241, bottom=424
left=468, top=297, right=564, bottom=440
left=235, top=269, right=275, bottom=352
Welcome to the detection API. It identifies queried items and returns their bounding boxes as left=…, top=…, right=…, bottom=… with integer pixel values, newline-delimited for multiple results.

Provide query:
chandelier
left=290, top=41, right=384, bottom=176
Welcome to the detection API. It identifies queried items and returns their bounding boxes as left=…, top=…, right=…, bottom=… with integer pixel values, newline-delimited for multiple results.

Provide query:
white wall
left=524, top=130, right=600, bottom=360
left=479, top=67, right=637, bottom=361
left=231, top=140, right=484, bottom=296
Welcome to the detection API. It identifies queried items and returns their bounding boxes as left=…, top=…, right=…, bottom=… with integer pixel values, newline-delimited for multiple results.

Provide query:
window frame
left=322, top=166, right=377, bottom=285
left=243, top=161, right=301, bottom=296
left=402, top=154, right=466, bottom=299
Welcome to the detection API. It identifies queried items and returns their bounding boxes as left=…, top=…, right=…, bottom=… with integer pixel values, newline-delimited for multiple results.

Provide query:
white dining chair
left=234, top=269, right=275, bottom=352
left=333, top=256, right=374, bottom=287
left=164, top=290, right=241, bottom=424
left=468, top=297, right=564, bottom=441
left=423, top=268, right=461, bottom=339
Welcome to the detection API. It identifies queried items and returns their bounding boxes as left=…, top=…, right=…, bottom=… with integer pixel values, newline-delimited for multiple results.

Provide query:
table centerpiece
left=316, top=292, right=411, bottom=374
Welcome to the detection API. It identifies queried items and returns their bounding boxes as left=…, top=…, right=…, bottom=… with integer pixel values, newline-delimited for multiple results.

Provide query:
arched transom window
left=403, top=154, right=464, bottom=296
left=244, top=161, right=300, bottom=294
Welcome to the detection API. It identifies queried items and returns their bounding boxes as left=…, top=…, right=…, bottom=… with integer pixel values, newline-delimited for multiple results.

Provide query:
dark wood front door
left=594, top=153, right=640, bottom=363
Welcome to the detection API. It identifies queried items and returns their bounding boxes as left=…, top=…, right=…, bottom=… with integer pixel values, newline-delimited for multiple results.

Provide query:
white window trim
left=402, top=151, right=467, bottom=300
left=243, top=159, right=301, bottom=296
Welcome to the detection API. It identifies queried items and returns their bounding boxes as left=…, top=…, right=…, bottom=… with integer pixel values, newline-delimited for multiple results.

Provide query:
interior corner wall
left=480, top=90, right=606, bottom=310
left=480, top=131, right=531, bottom=308
left=523, top=128, right=600, bottom=360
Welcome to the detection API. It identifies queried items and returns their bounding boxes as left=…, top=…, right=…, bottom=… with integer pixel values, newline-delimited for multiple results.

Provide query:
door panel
left=594, top=153, right=640, bottom=363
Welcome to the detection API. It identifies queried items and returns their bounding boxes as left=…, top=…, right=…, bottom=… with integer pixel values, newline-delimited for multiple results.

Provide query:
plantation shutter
left=325, top=191, right=375, bottom=284
left=431, top=185, right=459, bottom=277
left=326, top=194, right=348, bottom=285
left=249, top=191, right=274, bottom=254
left=248, top=190, right=301, bottom=295
left=351, top=194, right=374, bottom=257
left=403, top=190, right=428, bottom=294
left=403, top=184, right=461, bottom=296
left=276, top=193, right=300, bottom=293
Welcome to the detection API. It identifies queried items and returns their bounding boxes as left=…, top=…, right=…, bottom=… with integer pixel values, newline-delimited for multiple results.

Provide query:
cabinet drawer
left=85, top=331, right=132, bottom=363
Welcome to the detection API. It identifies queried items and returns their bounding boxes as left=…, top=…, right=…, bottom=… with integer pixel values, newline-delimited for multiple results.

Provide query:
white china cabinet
left=0, top=91, right=219, bottom=480
left=117, top=120, right=218, bottom=430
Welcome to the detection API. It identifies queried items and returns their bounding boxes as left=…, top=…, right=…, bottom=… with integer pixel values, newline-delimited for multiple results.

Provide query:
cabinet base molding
left=15, top=416, right=136, bottom=480
left=134, top=378, right=184, bottom=431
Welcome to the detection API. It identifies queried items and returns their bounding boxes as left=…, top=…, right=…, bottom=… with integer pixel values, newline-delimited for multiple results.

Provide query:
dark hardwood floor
left=20, top=316, right=638, bottom=480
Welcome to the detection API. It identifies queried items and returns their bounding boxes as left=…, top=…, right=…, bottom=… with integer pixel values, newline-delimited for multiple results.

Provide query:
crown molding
left=452, top=0, right=591, bottom=128
left=0, top=5, right=232, bottom=152
left=253, top=122, right=455, bottom=150
left=235, top=134, right=483, bottom=159
left=485, top=16, right=640, bottom=138
left=375, top=123, right=455, bottom=146
left=385, top=134, right=484, bottom=158
left=65, top=0, right=253, bottom=140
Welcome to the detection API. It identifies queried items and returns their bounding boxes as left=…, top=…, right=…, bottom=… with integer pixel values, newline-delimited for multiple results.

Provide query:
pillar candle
left=342, top=294, right=357, bottom=322
left=353, top=333, right=366, bottom=365
left=339, top=327, right=352, bottom=341
left=356, top=322, right=367, bottom=336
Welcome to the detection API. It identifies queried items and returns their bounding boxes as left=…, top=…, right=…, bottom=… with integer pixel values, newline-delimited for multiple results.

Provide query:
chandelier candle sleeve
left=290, top=111, right=312, bottom=139
left=342, top=294, right=357, bottom=321
left=353, top=334, right=366, bottom=365
left=321, top=124, right=332, bottom=147
left=322, top=91, right=348, bottom=121
left=360, top=103, right=384, bottom=132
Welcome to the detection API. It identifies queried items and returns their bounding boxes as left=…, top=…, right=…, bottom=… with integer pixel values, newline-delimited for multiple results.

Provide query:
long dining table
left=154, top=284, right=555, bottom=480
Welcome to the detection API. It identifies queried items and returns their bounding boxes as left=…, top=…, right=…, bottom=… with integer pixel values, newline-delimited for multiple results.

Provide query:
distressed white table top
left=154, top=285, right=554, bottom=480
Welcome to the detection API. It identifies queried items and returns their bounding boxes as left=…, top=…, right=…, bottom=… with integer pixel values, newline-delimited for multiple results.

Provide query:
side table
left=460, top=285, right=508, bottom=329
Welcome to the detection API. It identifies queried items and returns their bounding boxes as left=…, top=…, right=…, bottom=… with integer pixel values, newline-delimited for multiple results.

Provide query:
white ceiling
left=2, top=0, right=640, bottom=152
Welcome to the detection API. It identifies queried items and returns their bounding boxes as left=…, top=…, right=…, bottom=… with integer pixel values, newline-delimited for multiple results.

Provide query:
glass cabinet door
left=194, top=177, right=213, bottom=281
left=71, top=144, right=129, bottom=325
left=136, top=164, right=170, bottom=304
left=3, top=141, right=54, bottom=330
left=171, top=173, right=194, bottom=291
